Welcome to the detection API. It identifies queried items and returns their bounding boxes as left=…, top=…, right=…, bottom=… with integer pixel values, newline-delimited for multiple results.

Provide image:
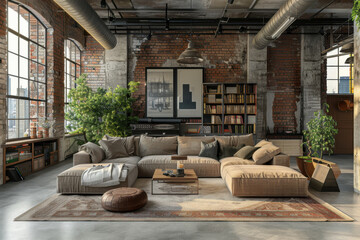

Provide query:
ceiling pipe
left=252, top=0, right=313, bottom=49
left=54, top=0, right=117, bottom=49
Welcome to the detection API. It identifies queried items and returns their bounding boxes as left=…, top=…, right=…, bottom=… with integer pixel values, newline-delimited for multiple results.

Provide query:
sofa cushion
left=79, top=142, right=105, bottom=163
left=139, top=135, right=177, bottom=157
left=99, top=138, right=129, bottom=159
left=252, top=143, right=281, bottom=165
left=220, top=157, right=254, bottom=178
left=219, top=144, right=244, bottom=159
left=103, top=135, right=135, bottom=156
left=178, top=136, right=215, bottom=156
left=215, top=134, right=254, bottom=156
left=102, top=156, right=141, bottom=166
left=254, top=139, right=272, bottom=148
left=234, top=146, right=259, bottom=159
left=199, top=140, right=219, bottom=160
left=137, top=155, right=220, bottom=177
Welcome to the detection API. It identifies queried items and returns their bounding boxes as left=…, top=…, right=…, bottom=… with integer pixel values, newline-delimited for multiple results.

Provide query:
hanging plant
left=352, top=0, right=360, bottom=28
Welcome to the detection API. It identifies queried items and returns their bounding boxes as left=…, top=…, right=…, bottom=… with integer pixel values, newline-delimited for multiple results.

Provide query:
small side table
left=151, top=169, right=199, bottom=195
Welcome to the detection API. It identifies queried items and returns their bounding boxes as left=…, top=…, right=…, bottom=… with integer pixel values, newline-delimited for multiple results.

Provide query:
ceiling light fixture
left=177, top=40, right=204, bottom=64
left=340, top=42, right=354, bottom=53
left=271, top=17, right=296, bottom=40
left=100, top=0, right=106, bottom=8
left=345, top=56, right=353, bottom=64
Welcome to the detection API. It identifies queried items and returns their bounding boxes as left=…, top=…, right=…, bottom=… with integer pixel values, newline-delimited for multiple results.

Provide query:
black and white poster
left=177, top=69, right=203, bottom=118
left=146, top=69, right=174, bottom=118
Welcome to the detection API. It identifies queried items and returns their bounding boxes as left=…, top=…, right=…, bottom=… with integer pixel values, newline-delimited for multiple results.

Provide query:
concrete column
left=247, top=35, right=267, bottom=140
left=354, top=23, right=360, bottom=193
left=105, top=35, right=128, bottom=89
left=301, top=28, right=322, bottom=130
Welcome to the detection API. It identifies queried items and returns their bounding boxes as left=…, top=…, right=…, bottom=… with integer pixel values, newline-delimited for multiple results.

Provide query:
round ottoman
left=101, top=187, right=148, bottom=212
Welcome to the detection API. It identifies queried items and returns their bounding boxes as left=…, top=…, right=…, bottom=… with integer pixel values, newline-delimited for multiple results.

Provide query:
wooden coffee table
left=151, top=169, right=199, bottom=195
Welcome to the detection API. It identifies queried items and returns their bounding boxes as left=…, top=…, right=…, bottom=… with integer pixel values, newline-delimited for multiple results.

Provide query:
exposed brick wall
left=81, top=36, right=106, bottom=89
left=267, top=34, right=301, bottom=133
left=128, top=34, right=248, bottom=117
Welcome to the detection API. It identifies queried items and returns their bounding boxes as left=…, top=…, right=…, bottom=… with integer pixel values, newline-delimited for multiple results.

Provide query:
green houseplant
left=352, top=0, right=360, bottom=28
left=297, top=104, right=338, bottom=179
left=65, top=74, right=139, bottom=143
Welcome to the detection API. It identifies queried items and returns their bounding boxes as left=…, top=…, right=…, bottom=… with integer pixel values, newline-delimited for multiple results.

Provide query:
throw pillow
left=199, top=140, right=219, bottom=159
left=178, top=136, right=215, bottom=156
left=79, top=142, right=105, bottom=163
left=219, top=144, right=245, bottom=159
left=254, top=140, right=272, bottom=148
left=103, top=135, right=135, bottom=156
left=233, top=145, right=260, bottom=159
left=252, top=143, right=281, bottom=165
left=99, top=138, right=129, bottom=160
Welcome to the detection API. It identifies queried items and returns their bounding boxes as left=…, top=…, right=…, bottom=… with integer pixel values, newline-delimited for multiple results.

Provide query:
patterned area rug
left=15, top=178, right=353, bottom=222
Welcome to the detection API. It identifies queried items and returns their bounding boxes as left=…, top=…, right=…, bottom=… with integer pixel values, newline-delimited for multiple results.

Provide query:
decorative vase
left=44, top=128, right=49, bottom=138
left=37, top=130, right=43, bottom=138
left=296, top=156, right=313, bottom=180
left=30, top=127, right=37, bottom=139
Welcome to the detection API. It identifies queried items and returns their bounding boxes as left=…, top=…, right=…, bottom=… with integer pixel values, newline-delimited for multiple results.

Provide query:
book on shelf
left=247, top=124, right=256, bottom=134
left=225, top=105, right=245, bottom=114
left=246, top=94, right=256, bottom=104
left=225, top=86, right=237, bottom=94
left=211, top=115, right=222, bottom=124
left=224, top=115, right=244, bottom=124
left=247, top=115, right=256, bottom=124
left=211, top=125, right=222, bottom=134
left=246, top=105, right=256, bottom=114
left=204, top=105, right=223, bottom=114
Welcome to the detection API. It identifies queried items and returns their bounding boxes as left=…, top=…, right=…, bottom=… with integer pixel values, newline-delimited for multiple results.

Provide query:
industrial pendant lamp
left=340, top=42, right=354, bottom=53
left=177, top=41, right=203, bottom=64
left=345, top=56, right=354, bottom=64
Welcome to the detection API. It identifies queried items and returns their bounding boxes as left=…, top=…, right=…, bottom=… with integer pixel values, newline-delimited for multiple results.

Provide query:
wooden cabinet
left=2, top=137, right=60, bottom=183
left=268, top=139, right=303, bottom=156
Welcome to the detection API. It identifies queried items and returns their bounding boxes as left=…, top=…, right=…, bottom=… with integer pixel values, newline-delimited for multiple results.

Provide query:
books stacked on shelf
left=186, top=126, right=201, bottom=134
left=211, top=125, right=222, bottom=134
left=225, top=86, right=237, bottom=94
left=205, top=85, right=222, bottom=94
left=206, top=94, right=222, bottom=103
left=224, top=115, right=244, bottom=124
left=246, top=84, right=256, bottom=94
left=204, top=104, right=223, bottom=114
left=211, top=115, right=222, bottom=124
left=224, top=125, right=245, bottom=134
left=246, top=94, right=256, bottom=104
left=246, top=105, right=256, bottom=114
left=247, top=124, right=256, bottom=134
left=224, top=94, right=245, bottom=104
left=226, top=105, right=245, bottom=114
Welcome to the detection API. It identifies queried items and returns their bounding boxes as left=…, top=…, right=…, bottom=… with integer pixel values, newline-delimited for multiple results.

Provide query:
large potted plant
left=297, top=104, right=339, bottom=179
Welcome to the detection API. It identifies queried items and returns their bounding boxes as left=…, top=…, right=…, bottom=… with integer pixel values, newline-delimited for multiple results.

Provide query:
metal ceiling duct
left=54, top=0, right=117, bottom=49
left=177, top=41, right=204, bottom=64
left=252, top=0, right=313, bottom=50
left=340, top=42, right=354, bottom=53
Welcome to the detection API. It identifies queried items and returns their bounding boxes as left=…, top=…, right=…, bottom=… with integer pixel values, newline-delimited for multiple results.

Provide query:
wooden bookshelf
left=2, top=137, right=60, bottom=184
left=202, top=83, right=257, bottom=135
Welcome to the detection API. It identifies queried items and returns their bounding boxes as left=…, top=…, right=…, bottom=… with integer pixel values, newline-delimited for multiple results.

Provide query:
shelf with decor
left=2, top=137, right=60, bottom=183
left=202, top=83, right=257, bottom=135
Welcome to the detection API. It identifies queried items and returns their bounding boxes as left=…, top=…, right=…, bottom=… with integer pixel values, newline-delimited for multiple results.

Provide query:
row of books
left=246, top=94, right=256, bottom=104
left=206, top=95, right=222, bottom=103
left=204, top=85, right=222, bottom=94
left=204, top=105, right=223, bottom=114
left=211, top=115, right=222, bottom=124
left=224, top=85, right=245, bottom=94
left=225, top=105, right=245, bottom=114
left=224, top=115, right=244, bottom=124
left=224, top=94, right=245, bottom=104
left=247, top=105, right=256, bottom=114
left=247, top=124, right=256, bottom=134
left=224, top=125, right=245, bottom=134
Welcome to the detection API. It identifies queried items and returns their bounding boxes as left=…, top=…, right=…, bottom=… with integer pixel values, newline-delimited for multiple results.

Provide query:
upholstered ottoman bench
left=222, top=165, right=308, bottom=197
left=57, top=163, right=138, bottom=194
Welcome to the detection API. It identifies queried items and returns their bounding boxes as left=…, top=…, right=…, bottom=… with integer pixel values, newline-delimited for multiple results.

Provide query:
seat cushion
left=222, top=165, right=308, bottom=197
left=139, top=135, right=178, bottom=157
left=178, top=136, right=215, bottom=156
left=57, top=164, right=138, bottom=194
left=220, top=157, right=254, bottom=178
left=137, top=155, right=220, bottom=177
left=102, top=156, right=141, bottom=165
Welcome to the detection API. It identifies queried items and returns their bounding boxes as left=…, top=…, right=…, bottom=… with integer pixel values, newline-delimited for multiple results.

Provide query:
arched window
left=7, top=1, right=47, bottom=139
left=64, top=39, right=81, bottom=129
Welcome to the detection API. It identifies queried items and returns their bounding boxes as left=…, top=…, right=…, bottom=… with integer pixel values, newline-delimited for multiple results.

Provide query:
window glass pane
left=71, top=76, right=76, bottom=89
left=327, top=80, right=338, bottom=94
left=70, top=41, right=76, bottom=61
left=7, top=98, right=17, bottom=119
left=326, top=67, right=338, bottom=80
left=339, top=54, right=350, bottom=66
left=19, top=7, right=29, bottom=38
left=339, top=67, right=350, bottom=78
left=19, top=57, right=29, bottom=78
left=8, top=32, right=18, bottom=53
left=38, top=83, right=46, bottom=100
left=29, top=15, right=37, bottom=42
left=8, top=53, right=19, bottom=76
left=30, top=81, right=38, bottom=99
left=19, top=78, right=29, bottom=97
left=18, top=99, right=29, bottom=118
left=8, top=120, right=17, bottom=139
left=30, top=101, right=38, bottom=118
left=76, top=65, right=81, bottom=78
left=38, top=102, right=46, bottom=118
left=339, top=77, right=351, bottom=94
left=66, top=74, right=70, bottom=89
left=30, top=42, right=37, bottom=62
left=38, top=46, right=45, bottom=64
left=38, top=24, right=46, bottom=47
left=76, top=48, right=81, bottom=64
left=8, top=75, right=18, bottom=96
left=19, top=37, right=29, bottom=58
left=70, top=63, right=75, bottom=76
left=18, top=120, right=30, bottom=138
left=67, top=60, right=71, bottom=75
left=327, top=48, right=338, bottom=57
left=8, top=3, right=19, bottom=32
left=38, top=64, right=45, bottom=82
left=30, top=61, right=37, bottom=80
left=66, top=89, right=70, bottom=103
left=326, top=56, right=338, bottom=66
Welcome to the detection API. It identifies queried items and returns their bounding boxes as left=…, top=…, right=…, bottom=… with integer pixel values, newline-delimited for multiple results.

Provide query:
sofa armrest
left=268, top=153, right=290, bottom=167
left=73, top=151, right=92, bottom=166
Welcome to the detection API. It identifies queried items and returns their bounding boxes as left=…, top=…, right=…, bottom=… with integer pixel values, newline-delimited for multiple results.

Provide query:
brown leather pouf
left=101, top=187, right=148, bottom=212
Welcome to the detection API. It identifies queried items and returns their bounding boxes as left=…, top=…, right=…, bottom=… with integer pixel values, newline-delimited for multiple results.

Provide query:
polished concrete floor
left=0, top=155, right=359, bottom=240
